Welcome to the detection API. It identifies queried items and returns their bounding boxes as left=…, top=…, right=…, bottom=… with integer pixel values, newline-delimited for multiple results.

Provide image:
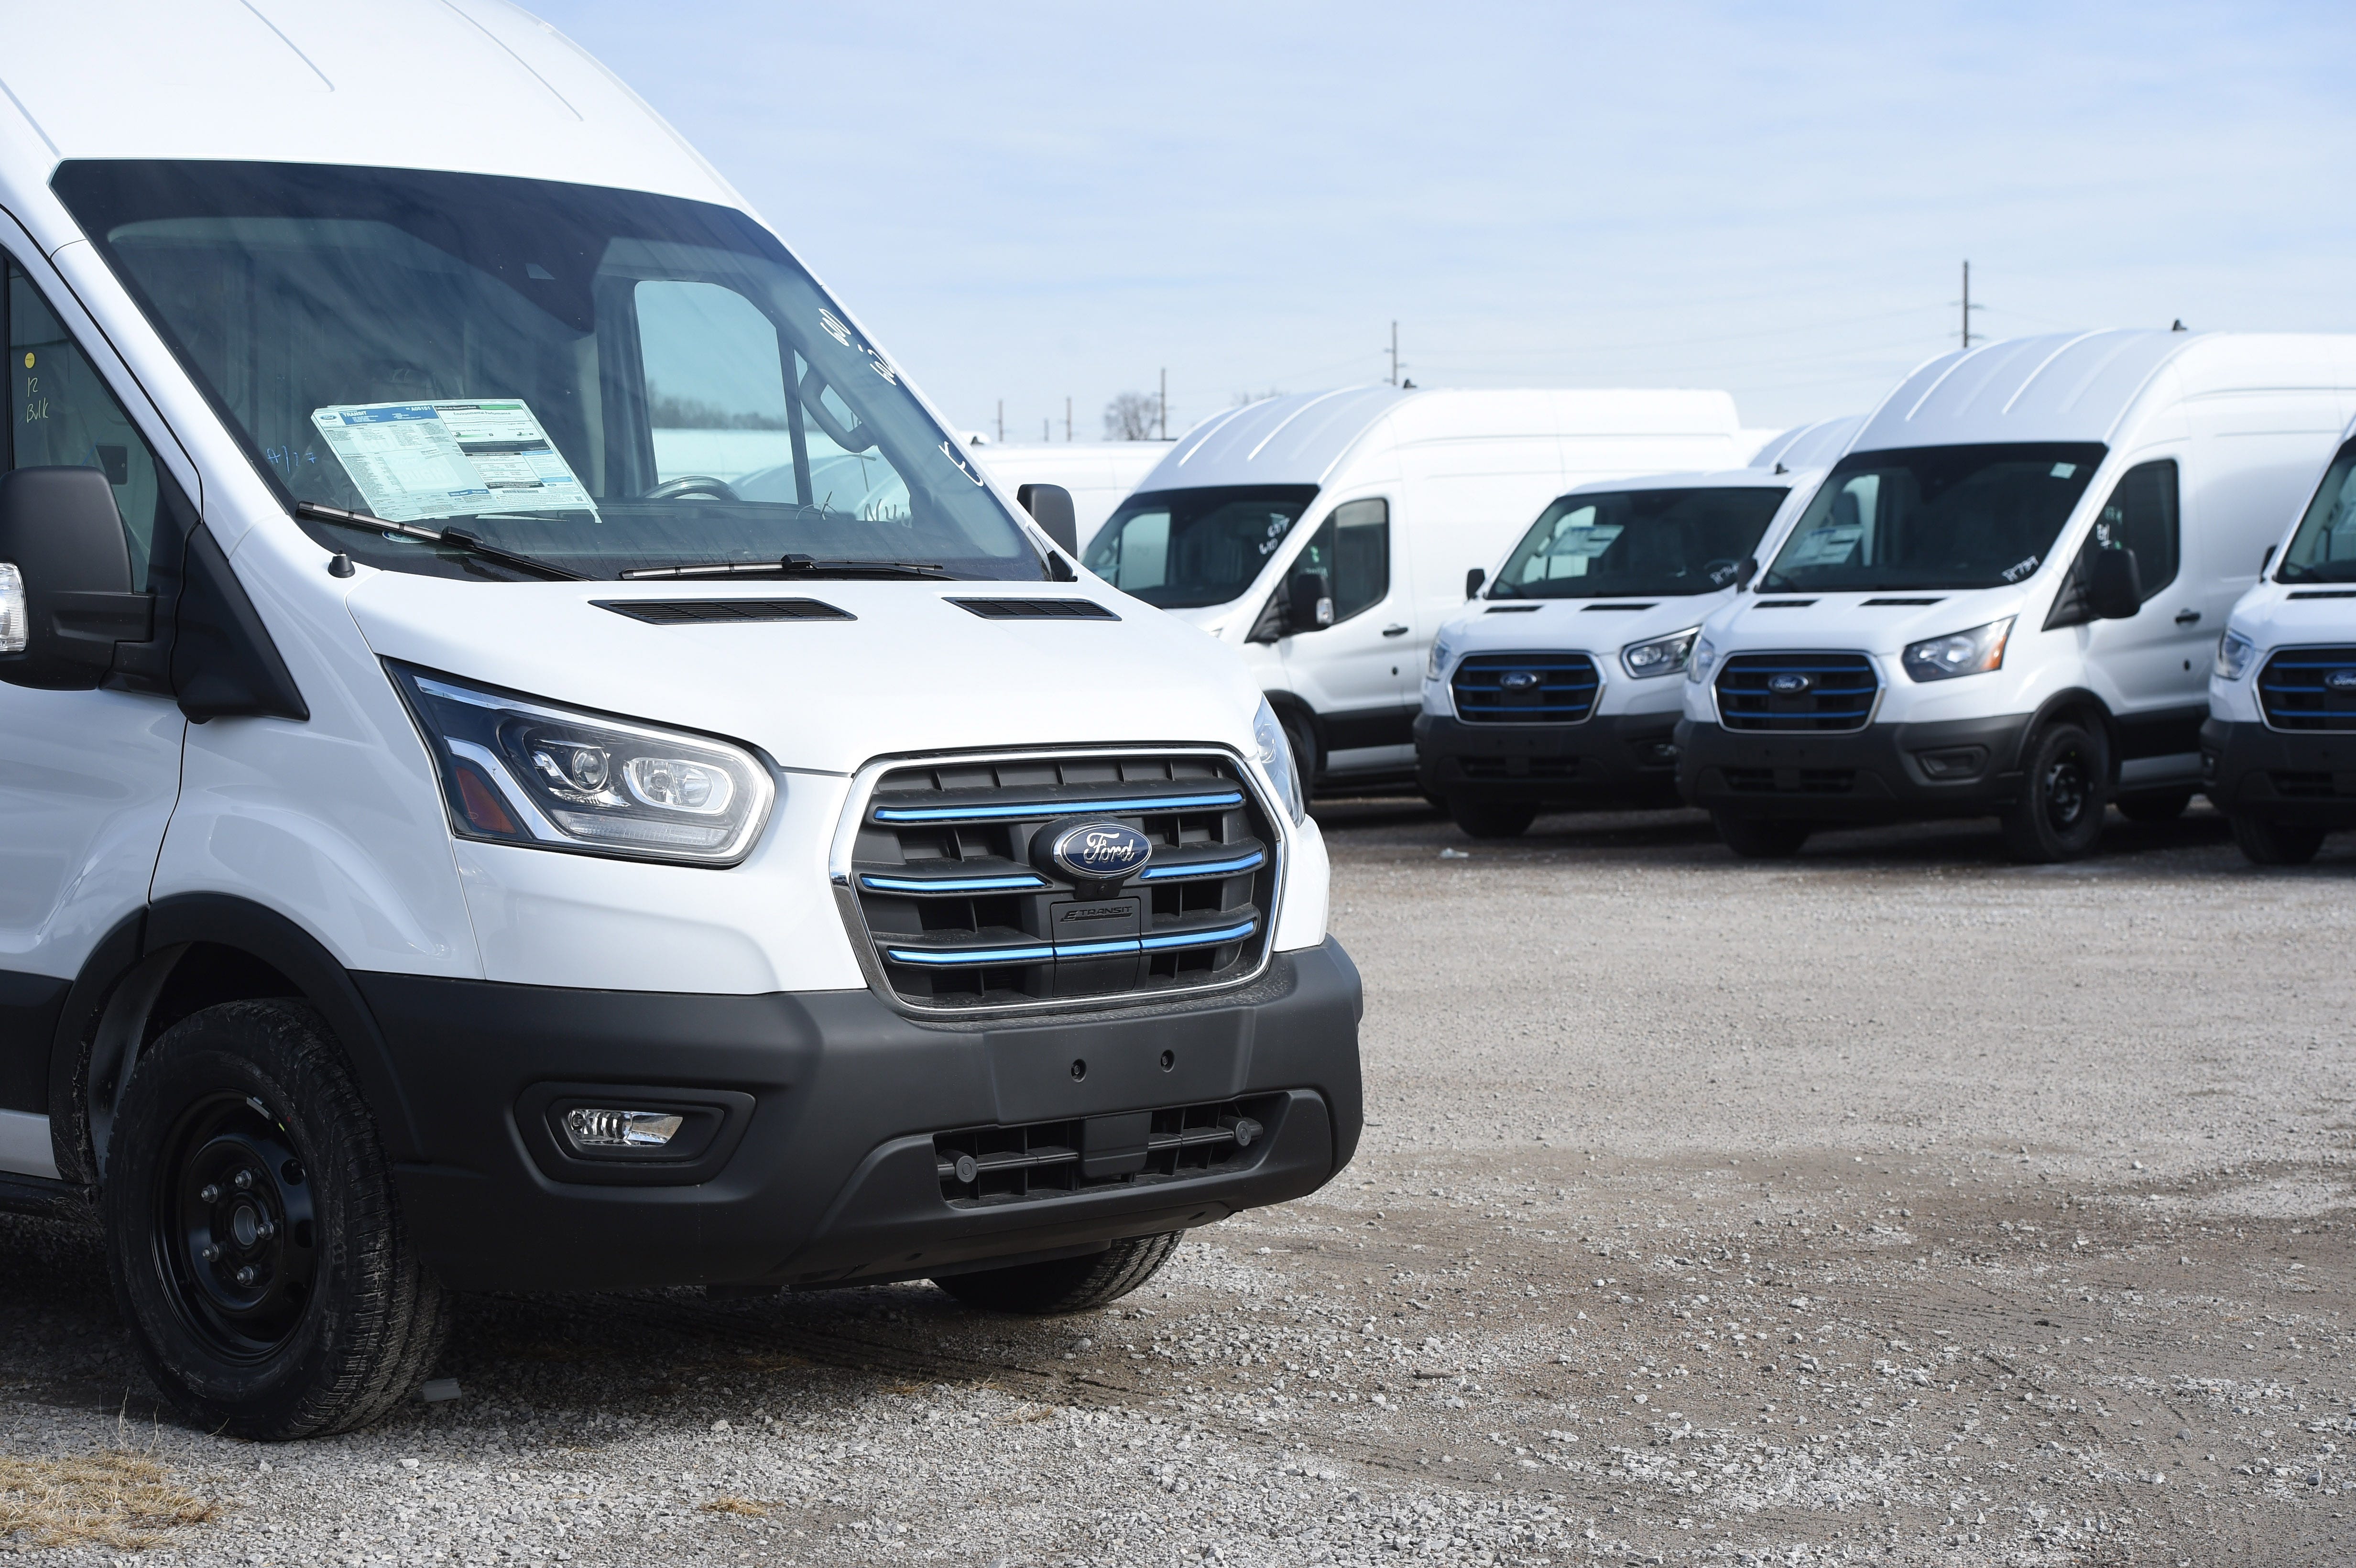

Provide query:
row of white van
left=1083, top=334, right=2356, bottom=866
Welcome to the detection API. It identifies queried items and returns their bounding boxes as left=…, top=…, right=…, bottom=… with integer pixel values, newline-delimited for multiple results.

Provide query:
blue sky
left=532, top=0, right=2356, bottom=439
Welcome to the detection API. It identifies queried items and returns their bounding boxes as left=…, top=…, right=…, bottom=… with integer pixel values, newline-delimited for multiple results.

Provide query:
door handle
left=2174, top=609, right=2201, bottom=626
left=1381, top=624, right=1410, bottom=637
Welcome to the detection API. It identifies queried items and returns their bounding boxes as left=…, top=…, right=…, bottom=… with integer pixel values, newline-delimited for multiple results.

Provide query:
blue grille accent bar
left=885, top=916, right=1260, bottom=968
left=1138, top=918, right=1259, bottom=952
left=886, top=941, right=1054, bottom=967
left=873, top=789, right=1244, bottom=823
left=2258, top=644, right=2356, bottom=732
left=860, top=872, right=1049, bottom=893
left=1451, top=651, right=1602, bottom=726
left=1138, top=849, right=1266, bottom=881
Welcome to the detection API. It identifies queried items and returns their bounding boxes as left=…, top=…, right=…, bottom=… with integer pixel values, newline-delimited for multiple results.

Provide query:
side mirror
left=1286, top=570, right=1334, bottom=635
left=0, top=466, right=152, bottom=691
left=1015, top=483, right=1078, bottom=555
left=1464, top=566, right=1486, bottom=600
left=2088, top=547, right=2143, bottom=620
left=2261, top=543, right=2278, bottom=576
left=1734, top=557, right=1758, bottom=589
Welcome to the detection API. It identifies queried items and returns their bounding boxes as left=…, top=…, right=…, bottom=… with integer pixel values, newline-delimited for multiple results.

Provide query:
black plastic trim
left=0, top=972, right=69, bottom=1114
left=2201, top=717, right=2356, bottom=827
left=948, top=598, right=1119, bottom=621
left=1415, top=710, right=1681, bottom=804
left=170, top=524, right=307, bottom=722
left=594, top=598, right=852, bottom=624
left=1676, top=712, right=2040, bottom=819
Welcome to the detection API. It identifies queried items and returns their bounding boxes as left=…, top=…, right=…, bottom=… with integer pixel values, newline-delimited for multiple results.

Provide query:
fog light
left=563, top=1108, right=685, bottom=1150
left=1915, top=746, right=1988, bottom=780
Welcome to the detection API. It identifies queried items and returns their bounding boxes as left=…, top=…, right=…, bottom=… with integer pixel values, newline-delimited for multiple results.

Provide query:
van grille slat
left=1715, top=652, right=1879, bottom=732
left=2258, top=645, right=2356, bottom=732
left=1450, top=652, right=1601, bottom=725
left=848, top=751, right=1277, bottom=1010
left=933, top=1096, right=1282, bottom=1206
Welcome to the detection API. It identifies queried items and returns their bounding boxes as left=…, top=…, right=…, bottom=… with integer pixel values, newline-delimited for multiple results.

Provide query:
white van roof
left=1136, top=385, right=1746, bottom=492
left=1747, top=415, right=1863, bottom=472
left=0, top=0, right=732, bottom=238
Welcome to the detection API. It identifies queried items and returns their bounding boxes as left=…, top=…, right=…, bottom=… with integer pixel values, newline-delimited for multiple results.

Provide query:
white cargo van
left=2203, top=413, right=2356, bottom=862
left=1677, top=331, right=2356, bottom=861
left=1414, top=417, right=1859, bottom=836
left=0, top=1, right=1360, bottom=1439
left=1083, top=386, right=1752, bottom=792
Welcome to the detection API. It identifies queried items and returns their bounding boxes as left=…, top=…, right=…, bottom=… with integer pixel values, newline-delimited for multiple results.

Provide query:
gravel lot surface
left=5, top=800, right=2356, bottom=1566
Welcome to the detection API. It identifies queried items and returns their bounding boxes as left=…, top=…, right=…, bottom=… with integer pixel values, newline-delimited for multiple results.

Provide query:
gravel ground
left=5, top=799, right=2356, bottom=1566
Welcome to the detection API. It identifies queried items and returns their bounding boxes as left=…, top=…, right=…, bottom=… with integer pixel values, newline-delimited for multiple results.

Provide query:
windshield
left=1084, top=485, right=1319, bottom=608
left=1490, top=485, right=1788, bottom=599
left=1760, top=443, right=2106, bottom=593
left=2278, top=438, right=2356, bottom=584
left=52, top=161, right=1038, bottom=581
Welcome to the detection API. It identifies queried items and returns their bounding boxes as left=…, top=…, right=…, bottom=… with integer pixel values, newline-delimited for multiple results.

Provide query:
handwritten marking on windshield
left=2001, top=555, right=2040, bottom=582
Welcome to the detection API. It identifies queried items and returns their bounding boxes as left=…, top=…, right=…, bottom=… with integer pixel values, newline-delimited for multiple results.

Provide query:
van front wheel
left=1449, top=796, right=1538, bottom=839
left=1710, top=811, right=1810, bottom=859
left=104, top=1000, right=450, bottom=1440
left=1998, top=721, right=2108, bottom=862
left=2227, top=811, right=2326, bottom=866
left=933, top=1231, right=1182, bottom=1315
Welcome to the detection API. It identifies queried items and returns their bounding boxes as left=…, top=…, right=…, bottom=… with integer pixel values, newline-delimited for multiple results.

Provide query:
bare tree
left=1103, top=391, right=1159, bottom=441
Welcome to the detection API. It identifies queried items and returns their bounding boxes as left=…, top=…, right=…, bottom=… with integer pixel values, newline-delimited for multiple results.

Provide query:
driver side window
left=1293, top=498, right=1390, bottom=623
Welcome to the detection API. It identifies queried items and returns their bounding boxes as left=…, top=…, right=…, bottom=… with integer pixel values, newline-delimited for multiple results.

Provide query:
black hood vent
left=949, top=598, right=1119, bottom=620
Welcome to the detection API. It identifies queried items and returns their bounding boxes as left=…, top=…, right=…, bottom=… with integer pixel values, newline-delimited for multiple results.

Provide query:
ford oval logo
left=1049, top=821, right=1153, bottom=883
left=2326, top=668, right=2356, bottom=693
left=1767, top=673, right=1813, bottom=696
left=1499, top=670, right=1543, bottom=691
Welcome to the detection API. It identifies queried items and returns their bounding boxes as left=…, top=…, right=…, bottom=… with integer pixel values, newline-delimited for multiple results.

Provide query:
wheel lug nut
left=234, top=1266, right=258, bottom=1286
left=199, top=1184, right=220, bottom=1204
left=254, top=1220, right=275, bottom=1241
left=233, top=1169, right=255, bottom=1191
left=200, top=1244, right=221, bottom=1263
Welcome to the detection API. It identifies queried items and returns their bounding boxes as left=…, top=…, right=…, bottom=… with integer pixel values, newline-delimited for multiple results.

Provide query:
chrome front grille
left=842, top=751, right=1278, bottom=1010
left=2258, top=645, right=2356, bottom=731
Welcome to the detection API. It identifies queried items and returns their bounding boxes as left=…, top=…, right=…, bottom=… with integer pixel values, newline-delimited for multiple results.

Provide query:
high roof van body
left=0, top=0, right=1359, bottom=1437
left=1413, top=417, right=1859, bottom=836
left=1083, top=386, right=1752, bottom=793
left=1677, top=331, right=2356, bottom=860
left=2203, top=410, right=2356, bottom=862
left=968, top=440, right=1168, bottom=552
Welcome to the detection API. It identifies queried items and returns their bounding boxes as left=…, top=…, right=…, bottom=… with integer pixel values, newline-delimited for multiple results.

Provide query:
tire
left=1448, top=795, right=1539, bottom=839
left=1279, top=709, right=1320, bottom=800
left=2228, top=810, right=2326, bottom=866
left=104, top=999, right=451, bottom=1440
left=1998, top=721, right=2109, bottom=863
left=2116, top=790, right=2192, bottom=825
left=1710, top=810, right=1811, bottom=859
left=933, top=1231, right=1183, bottom=1315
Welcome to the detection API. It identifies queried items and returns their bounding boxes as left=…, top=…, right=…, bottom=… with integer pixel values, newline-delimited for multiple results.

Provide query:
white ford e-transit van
left=1083, top=386, right=1754, bottom=794
left=2203, top=413, right=2356, bottom=863
left=1677, top=331, right=2356, bottom=861
left=1412, top=417, right=1861, bottom=836
left=0, top=2, right=1360, bottom=1440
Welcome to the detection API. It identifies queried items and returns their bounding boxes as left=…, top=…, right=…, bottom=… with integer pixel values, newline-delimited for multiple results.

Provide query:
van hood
left=1705, top=588, right=2029, bottom=657
left=343, top=574, right=1265, bottom=773
left=1436, top=595, right=1728, bottom=661
left=2228, top=584, right=2356, bottom=646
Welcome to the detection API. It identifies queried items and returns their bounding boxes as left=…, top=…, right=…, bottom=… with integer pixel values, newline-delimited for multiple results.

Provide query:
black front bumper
left=2202, top=718, right=2356, bottom=826
left=357, top=940, right=1363, bottom=1293
left=1675, top=713, right=2037, bottom=820
left=1414, top=710, right=1682, bottom=804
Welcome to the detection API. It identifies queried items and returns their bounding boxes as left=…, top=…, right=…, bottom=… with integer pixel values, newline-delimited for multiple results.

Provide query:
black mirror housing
left=1734, top=556, right=1758, bottom=589
left=2088, top=547, right=2143, bottom=620
left=1016, top=483, right=1079, bottom=555
left=0, top=466, right=151, bottom=690
left=1464, top=566, right=1486, bottom=600
left=1286, top=570, right=1333, bottom=635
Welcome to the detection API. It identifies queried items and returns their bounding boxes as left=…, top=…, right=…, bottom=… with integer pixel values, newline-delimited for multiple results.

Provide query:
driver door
left=1278, top=498, right=1415, bottom=772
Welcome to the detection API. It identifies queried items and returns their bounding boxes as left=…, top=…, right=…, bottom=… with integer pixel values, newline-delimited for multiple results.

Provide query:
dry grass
left=701, top=1495, right=771, bottom=1517
left=0, top=1450, right=215, bottom=1549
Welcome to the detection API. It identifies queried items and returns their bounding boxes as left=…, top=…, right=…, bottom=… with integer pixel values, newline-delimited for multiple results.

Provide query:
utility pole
left=1158, top=368, right=1167, bottom=440
left=1042, top=418, right=1049, bottom=441
left=1388, top=321, right=1399, bottom=387
left=1961, top=261, right=1971, bottom=350
left=996, top=400, right=1003, bottom=444
left=1065, top=396, right=1072, bottom=442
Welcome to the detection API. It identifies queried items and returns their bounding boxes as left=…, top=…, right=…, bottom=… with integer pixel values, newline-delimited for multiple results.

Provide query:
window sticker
left=1546, top=521, right=1624, bottom=560
left=1778, top=524, right=1864, bottom=569
left=309, top=400, right=594, bottom=523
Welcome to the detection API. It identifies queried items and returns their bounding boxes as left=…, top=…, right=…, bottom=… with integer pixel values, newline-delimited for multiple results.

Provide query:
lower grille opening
left=1723, top=766, right=1856, bottom=795
left=1456, top=756, right=1582, bottom=781
left=934, top=1096, right=1284, bottom=1207
left=2271, top=770, right=2351, bottom=800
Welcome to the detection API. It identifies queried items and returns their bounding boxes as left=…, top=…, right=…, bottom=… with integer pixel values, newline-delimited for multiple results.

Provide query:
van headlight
left=388, top=663, right=774, bottom=865
left=1621, top=627, right=1699, bottom=679
left=1686, top=636, right=1718, bottom=684
left=1252, top=696, right=1308, bottom=825
left=2214, top=628, right=2257, bottom=680
left=1425, top=639, right=1452, bottom=682
left=1902, top=617, right=2015, bottom=682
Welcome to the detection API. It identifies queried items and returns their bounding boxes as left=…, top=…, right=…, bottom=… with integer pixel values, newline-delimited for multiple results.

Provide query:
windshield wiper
left=618, top=554, right=949, bottom=581
left=295, top=502, right=586, bottom=581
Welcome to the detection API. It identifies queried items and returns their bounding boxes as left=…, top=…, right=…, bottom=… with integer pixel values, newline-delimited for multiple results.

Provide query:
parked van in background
left=2204, top=412, right=2356, bottom=863
left=1085, top=387, right=1754, bottom=794
left=969, top=441, right=1168, bottom=554
left=1678, top=331, right=2356, bottom=861
left=1414, top=417, right=1860, bottom=836
left=0, top=0, right=1360, bottom=1440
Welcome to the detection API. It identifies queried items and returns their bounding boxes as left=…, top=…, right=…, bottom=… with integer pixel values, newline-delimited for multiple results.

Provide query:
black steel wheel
left=1998, top=721, right=2108, bottom=862
left=105, top=999, right=450, bottom=1440
left=933, top=1231, right=1183, bottom=1315
left=2227, top=810, right=2327, bottom=866
left=2116, top=789, right=2192, bottom=825
left=1280, top=708, right=1321, bottom=799
left=1448, top=795, right=1538, bottom=839
left=1710, top=810, right=1811, bottom=859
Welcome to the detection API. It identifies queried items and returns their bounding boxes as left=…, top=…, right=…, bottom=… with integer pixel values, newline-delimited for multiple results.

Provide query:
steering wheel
left=640, top=475, right=741, bottom=503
